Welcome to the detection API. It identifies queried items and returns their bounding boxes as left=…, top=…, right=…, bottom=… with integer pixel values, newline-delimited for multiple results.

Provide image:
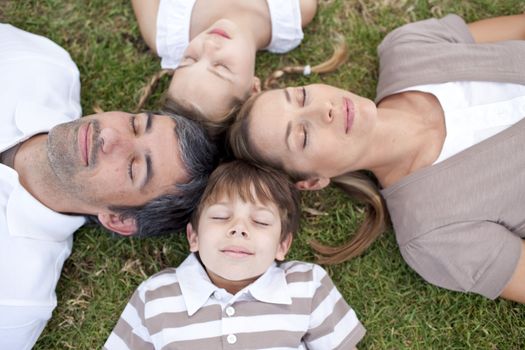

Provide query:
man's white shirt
left=0, top=24, right=85, bottom=350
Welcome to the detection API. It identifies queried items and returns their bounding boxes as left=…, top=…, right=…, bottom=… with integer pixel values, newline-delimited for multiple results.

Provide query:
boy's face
left=187, top=192, right=292, bottom=287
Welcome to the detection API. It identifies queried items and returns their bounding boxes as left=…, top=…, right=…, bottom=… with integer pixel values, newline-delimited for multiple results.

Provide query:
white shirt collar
left=177, top=254, right=292, bottom=316
left=6, top=169, right=85, bottom=241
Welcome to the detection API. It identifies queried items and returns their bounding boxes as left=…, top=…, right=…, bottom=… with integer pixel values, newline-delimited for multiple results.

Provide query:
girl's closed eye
left=301, top=86, right=307, bottom=106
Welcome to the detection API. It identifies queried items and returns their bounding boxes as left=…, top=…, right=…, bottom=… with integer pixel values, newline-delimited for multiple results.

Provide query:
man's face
left=47, top=111, right=187, bottom=215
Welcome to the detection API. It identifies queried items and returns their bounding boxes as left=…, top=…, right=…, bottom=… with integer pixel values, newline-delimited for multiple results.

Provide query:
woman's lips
left=208, top=28, right=230, bottom=39
left=344, top=97, right=355, bottom=134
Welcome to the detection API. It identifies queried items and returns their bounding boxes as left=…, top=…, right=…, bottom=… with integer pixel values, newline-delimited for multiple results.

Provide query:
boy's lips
left=208, top=28, right=230, bottom=39
left=220, top=246, right=253, bottom=258
left=344, top=97, right=355, bottom=134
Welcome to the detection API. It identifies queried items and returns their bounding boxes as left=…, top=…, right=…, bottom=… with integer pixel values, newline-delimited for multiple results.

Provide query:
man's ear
left=186, top=223, right=199, bottom=252
left=97, top=212, right=137, bottom=236
left=276, top=234, right=293, bottom=261
left=251, top=76, right=261, bottom=94
left=295, top=177, right=330, bottom=191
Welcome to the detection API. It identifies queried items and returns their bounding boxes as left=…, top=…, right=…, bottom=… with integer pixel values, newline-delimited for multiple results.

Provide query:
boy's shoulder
left=137, top=267, right=181, bottom=295
left=279, top=260, right=329, bottom=282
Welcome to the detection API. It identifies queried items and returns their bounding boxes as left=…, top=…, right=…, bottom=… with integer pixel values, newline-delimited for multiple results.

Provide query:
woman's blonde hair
left=228, top=94, right=388, bottom=265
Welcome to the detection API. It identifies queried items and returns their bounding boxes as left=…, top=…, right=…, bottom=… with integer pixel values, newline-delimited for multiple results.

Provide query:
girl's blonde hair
left=228, top=94, right=388, bottom=264
left=135, top=69, right=240, bottom=140
left=264, top=34, right=349, bottom=89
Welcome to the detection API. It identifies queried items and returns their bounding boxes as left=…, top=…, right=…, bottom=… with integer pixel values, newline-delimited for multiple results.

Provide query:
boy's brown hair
left=191, top=160, right=301, bottom=241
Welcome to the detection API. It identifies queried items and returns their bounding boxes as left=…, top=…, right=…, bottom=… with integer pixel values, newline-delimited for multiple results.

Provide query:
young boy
left=104, top=160, right=366, bottom=349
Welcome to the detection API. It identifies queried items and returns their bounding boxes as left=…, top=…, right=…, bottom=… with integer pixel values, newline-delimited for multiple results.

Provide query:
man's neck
left=13, top=134, right=76, bottom=213
left=0, top=143, right=22, bottom=169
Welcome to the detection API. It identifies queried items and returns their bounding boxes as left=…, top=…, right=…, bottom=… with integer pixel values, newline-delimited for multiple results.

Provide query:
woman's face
left=248, top=84, right=378, bottom=180
left=169, top=19, right=259, bottom=121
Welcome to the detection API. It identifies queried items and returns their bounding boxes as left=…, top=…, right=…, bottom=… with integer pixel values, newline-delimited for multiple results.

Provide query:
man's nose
left=99, top=128, right=132, bottom=155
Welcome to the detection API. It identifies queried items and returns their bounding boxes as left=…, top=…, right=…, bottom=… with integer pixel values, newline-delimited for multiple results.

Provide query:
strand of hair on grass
left=263, top=34, right=348, bottom=89
left=135, top=69, right=173, bottom=112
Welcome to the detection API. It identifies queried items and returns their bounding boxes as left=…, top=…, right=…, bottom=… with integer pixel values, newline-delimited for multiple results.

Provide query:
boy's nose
left=228, top=225, right=249, bottom=238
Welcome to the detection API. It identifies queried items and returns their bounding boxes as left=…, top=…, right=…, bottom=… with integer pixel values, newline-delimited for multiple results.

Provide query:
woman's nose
left=305, top=102, right=333, bottom=124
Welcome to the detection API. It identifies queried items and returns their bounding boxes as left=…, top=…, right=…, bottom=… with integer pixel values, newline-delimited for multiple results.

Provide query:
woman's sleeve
left=375, top=14, right=525, bottom=102
left=399, top=221, right=523, bottom=299
left=303, top=265, right=366, bottom=350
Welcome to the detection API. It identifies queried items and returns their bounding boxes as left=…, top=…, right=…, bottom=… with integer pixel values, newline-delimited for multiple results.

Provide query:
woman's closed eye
left=296, top=87, right=307, bottom=106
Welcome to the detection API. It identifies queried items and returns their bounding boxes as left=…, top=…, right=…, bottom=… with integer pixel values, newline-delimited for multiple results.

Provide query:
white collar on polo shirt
left=177, top=253, right=292, bottom=316
left=6, top=174, right=85, bottom=241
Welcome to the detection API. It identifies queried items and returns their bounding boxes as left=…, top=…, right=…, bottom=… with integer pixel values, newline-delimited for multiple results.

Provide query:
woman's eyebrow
left=284, top=89, right=291, bottom=103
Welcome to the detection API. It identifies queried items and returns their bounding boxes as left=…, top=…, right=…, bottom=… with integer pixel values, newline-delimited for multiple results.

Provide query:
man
left=0, top=24, right=217, bottom=349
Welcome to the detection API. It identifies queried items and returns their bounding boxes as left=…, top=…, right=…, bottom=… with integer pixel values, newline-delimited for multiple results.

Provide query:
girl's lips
left=344, top=97, right=355, bottom=134
left=78, top=122, right=90, bottom=166
left=208, top=28, right=230, bottom=39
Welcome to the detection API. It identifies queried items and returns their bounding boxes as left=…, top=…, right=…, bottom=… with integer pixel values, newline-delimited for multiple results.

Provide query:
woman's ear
left=251, top=77, right=261, bottom=94
left=186, top=223, right=199, bottom=252
left=295, top=177, right=330, bottom=191
left=97, top=212, right=137, bottom=236
left=275, top=234, right=293, bottom=261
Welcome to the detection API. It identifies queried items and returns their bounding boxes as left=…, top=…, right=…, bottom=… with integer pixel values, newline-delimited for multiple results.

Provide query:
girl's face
left=248, top=84, right=378, bottom=180
left=169, top=19, right=259, bottom=121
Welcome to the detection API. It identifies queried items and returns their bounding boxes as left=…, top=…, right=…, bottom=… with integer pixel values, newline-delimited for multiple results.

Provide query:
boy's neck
left=206, top=268, right=259, bottom=295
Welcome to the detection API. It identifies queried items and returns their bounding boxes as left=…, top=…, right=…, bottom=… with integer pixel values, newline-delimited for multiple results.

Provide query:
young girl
left=131, top=0, right=318, bottom=135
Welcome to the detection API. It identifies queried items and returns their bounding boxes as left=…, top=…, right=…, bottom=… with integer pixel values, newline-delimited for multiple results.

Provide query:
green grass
left=3, top=0, right=525, bottom=348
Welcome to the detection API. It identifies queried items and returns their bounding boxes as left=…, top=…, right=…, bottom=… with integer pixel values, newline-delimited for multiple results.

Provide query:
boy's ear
left=251, top=76, right=261, bottom=94
left=186, top=223, right=199, bottom=252
left=295, top=177, right=330, bottom=191
left=97, top=212, right=137, bottom=236
left=275, top=234, right=293, bottom=261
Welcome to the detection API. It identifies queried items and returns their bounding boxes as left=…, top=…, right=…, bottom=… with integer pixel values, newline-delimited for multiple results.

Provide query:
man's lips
left=208, top=28, right=230, bottom=39
left=220, top=246, right=253, bottom=258
left=344, top=97, right=355, bottom=134
left=78, top=122, right=91, bottom=166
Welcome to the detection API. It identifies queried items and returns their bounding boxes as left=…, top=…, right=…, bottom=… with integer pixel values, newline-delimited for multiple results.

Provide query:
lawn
left=2, top=0, right=524, bottom=349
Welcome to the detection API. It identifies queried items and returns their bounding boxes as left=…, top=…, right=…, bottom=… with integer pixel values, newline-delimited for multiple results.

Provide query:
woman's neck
left=190, top=0, right=272, bottom=49
left=369, top=92, right=446, bottom=188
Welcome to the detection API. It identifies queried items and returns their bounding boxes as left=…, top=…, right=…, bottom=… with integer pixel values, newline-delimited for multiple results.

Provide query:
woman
left=131, top=0, right=317, bottom=136
left=229, top=13, right=525, bottom=303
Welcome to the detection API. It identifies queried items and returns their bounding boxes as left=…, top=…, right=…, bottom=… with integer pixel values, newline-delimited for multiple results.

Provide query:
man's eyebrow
left=285, top=121, right=292, bottom=151
left=145, top=112, right=153, bottom=133
left=141, top=154, right=153, bottom=191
